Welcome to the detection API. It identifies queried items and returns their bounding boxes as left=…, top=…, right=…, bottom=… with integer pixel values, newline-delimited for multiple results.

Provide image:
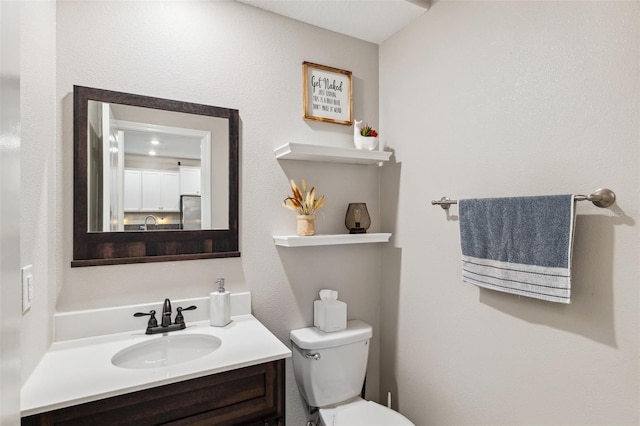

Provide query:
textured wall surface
left=49, top=2, right=380, bottom=423
left=1, top=2, right=22, bottom=423
left=21, top=1, right=638, bottom=424
left=379, top=2, right=639, bottom=424
left=19, top=0, right=57, bottom=387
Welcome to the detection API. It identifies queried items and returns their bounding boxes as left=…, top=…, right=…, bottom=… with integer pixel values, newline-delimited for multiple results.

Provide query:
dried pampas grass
left=283, top=179, right=326, bottom=215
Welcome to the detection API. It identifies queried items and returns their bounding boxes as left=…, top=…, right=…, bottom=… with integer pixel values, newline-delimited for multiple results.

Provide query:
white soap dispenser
left=210, top=278, right=231, bottom=327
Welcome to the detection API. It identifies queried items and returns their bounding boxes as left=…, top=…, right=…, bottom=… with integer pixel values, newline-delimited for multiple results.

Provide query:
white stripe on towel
left=462, top=255, right=571, bottom=303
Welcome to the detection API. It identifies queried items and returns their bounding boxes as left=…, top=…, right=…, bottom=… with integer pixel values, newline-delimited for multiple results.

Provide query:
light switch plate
left=21, top=265, right=33, bottom=313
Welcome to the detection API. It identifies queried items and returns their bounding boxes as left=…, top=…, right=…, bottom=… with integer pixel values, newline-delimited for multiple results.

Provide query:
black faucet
left=134, top=298, right=197, bottom=334
left=161, top=298, right=173, bottom=327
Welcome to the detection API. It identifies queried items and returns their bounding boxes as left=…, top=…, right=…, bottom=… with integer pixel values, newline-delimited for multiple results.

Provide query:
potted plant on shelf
left=353, top=120, right=379, bottom=150
left=283, top=179, right=326, bottom=236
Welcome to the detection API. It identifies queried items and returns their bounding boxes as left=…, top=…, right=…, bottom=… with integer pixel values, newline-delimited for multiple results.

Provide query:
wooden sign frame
left=302, top=61, right=352, bottom=126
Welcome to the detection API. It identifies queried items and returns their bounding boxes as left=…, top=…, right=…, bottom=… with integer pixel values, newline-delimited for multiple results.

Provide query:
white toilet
left=290, top=320, right=414, bottom=426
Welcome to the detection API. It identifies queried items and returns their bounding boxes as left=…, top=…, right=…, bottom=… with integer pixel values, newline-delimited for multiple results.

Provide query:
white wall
left=1, top=2, right=22, bottom=424
left=50, top=2, right=381, bottom=423
left=379, top=2, right=639, bottom=424
left=19, top=0, right=57, bottom=387
left=21, top=1, right=637, bottom=424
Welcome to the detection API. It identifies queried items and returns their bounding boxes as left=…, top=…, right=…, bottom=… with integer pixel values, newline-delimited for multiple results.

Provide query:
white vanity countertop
left=21, top=315, right=291, bottom=417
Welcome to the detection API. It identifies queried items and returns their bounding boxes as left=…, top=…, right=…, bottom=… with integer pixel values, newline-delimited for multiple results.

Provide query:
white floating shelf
left=273, top=233, right=392, bottom=247
left=274, top=143, right=391, bottom=165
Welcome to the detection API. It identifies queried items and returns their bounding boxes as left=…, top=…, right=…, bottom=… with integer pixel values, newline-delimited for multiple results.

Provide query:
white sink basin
left=111, top=334, right=221, bottom=369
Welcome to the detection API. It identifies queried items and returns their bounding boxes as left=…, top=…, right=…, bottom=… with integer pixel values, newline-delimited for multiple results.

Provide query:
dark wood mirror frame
left=72, top=85, right=239, bottom=267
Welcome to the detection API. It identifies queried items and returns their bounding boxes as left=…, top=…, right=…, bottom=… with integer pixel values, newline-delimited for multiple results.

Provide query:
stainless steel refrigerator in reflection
left=180, top=195, right=202, bottom=230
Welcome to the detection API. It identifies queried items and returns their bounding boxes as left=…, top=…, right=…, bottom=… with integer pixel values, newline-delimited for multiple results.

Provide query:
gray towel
left=459, top=195, right=576, bottom=303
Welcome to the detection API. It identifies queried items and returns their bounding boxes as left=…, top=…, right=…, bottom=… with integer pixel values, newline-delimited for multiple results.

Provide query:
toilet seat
left=319, top=398, right=414, bottom=426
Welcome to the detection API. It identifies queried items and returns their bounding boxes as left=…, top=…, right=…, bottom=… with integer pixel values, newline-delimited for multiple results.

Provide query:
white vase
left=354, top=135, right=378, bottom=151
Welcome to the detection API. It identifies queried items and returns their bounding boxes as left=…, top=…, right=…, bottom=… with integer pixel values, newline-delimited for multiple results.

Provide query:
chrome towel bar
left=431, top=188, right=616, bottom=210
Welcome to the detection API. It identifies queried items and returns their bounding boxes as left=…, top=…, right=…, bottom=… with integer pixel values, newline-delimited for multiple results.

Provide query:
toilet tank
left=290, top=320, right=372, bottom=408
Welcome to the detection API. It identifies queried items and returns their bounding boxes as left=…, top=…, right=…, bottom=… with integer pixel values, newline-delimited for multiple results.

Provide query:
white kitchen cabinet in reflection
left=123, top=169, right=142, bottom=211
left=124, top=169, right=180, bottom=212
left=179, top=166, right=201, bottom=195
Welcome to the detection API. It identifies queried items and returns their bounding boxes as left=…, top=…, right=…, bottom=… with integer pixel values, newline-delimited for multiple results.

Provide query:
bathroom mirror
left=73, top=86, right=239, bottom=266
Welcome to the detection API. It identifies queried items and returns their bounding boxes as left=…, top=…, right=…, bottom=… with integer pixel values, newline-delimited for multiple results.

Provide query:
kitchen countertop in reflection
left=21, top=315, right=291, bottom=417
left=123, top=224, right=181, bottom=231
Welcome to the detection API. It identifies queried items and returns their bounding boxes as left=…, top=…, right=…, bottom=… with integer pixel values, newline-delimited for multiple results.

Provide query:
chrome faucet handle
left=174, top=305, right=197, bottom=325
left=133, top=310, right=158, bottom=328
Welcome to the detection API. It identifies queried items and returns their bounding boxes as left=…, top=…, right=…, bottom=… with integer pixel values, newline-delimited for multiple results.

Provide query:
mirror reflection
left=73, top=85, right=239, bottom=266
left=86, top=102, right=229, bottom=232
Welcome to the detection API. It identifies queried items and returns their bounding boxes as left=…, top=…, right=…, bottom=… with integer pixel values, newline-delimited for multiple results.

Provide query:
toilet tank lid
left=290, top=320, right=372, bottom=350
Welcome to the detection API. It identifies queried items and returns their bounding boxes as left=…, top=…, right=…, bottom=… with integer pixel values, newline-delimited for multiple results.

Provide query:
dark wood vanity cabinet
left=22, top=359, right=285, bottom=426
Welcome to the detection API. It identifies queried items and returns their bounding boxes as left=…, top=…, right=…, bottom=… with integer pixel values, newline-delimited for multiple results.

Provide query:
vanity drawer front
left=22, top=359, right=285, bottom=426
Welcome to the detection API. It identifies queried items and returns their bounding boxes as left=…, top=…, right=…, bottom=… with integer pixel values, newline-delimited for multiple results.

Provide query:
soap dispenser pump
left=210, top=278, right=231, bottom=327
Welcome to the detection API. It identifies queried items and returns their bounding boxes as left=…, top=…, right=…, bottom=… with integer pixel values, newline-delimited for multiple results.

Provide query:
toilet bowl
left=290, top=320, right=414, bottom=426
left=319, top=397, right=413, bottom=426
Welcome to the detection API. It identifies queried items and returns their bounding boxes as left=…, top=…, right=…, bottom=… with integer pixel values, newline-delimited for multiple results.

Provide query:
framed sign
left=302, top=61, right=352, bottom=126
